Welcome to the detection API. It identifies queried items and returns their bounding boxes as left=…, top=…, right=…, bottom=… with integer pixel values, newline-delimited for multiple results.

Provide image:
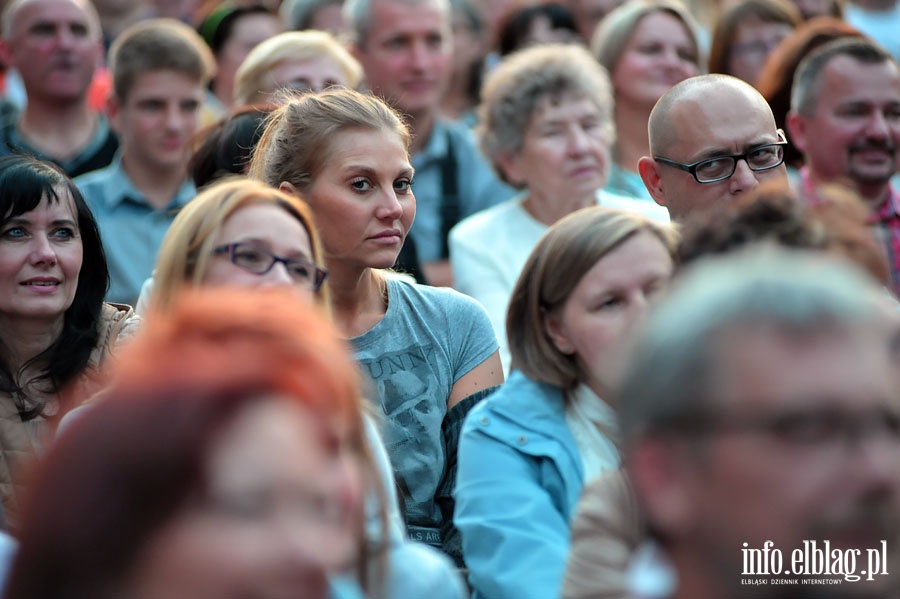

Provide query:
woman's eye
left=52, top=227, right=76, bottom=240
left=1, top=227, right=26, bottom=239
left=350, top=179, right=373, bottom=192
left=394, top=178, right=412, bottom=193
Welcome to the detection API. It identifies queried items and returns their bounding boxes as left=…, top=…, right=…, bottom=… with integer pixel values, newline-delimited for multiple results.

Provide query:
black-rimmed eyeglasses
left=214, top=242, right=328, bottom=291
left=654, top=131, right=788, bottom=183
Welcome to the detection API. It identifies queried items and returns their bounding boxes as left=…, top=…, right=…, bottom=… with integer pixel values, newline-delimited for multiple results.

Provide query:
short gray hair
left=790, top=37, right=895, bottom=116
left=619, top=245, right=886, bottom=441
left=344, top=0, right=449, bottom=46
left=477, top=43, right=614, bottom=186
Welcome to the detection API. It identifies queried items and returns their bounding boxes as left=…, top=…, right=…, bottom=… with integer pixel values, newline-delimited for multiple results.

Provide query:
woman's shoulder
left=91, top=303, right=141, bottom=364
left=463, top=371, right=568, bottom=437
left=387, top=276, right=490, bottom=317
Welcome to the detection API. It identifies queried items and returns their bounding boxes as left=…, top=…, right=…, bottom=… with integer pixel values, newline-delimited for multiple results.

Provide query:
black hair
left=189, top=104, right=275, bottom=188
left=0, top=154, right=110, bottom=419
left=497, top=3, right=578, bottom=56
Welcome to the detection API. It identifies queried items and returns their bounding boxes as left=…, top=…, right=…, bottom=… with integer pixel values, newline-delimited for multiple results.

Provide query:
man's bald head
left=648, top=74, right=773, bottom=156
left=640, top=74, right=787, bottom=221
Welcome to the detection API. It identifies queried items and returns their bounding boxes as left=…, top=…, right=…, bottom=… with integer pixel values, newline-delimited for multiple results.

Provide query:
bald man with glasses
left=639, top=74, right=789, bottom=221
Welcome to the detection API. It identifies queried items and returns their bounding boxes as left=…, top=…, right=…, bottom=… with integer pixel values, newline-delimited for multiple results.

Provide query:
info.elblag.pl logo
left=741, top=540, right=890, bottom=588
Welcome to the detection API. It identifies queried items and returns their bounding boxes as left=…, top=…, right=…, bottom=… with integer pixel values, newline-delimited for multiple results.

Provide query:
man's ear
left=785, top=113, right=808, bottom=155
left=0, top=41, right=13, bottom=68
left=543, top=311, right=575, bottom=355
left=107, top=94, right=122, bottom=134
left=279, top=181, right=298, bottom=196
left=626, top=439, right=697, bottom=538
left=638, top=156, right=668, bottom=209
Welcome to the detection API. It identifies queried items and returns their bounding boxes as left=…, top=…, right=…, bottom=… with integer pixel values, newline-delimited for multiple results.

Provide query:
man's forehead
left=665, top=91, right=777, bottom=158
left=10, top=0, right=96, bottom=29
left=712, top=323, right=889, bottom=410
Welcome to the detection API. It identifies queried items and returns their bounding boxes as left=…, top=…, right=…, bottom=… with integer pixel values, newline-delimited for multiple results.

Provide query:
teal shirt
left=75, top=153, right=195, bottom=306
left=604, top=161, right=654, bottom=202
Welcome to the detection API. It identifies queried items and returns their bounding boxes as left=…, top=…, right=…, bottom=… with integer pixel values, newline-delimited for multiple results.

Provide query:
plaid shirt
left=797, top=167, right=900, bottom=297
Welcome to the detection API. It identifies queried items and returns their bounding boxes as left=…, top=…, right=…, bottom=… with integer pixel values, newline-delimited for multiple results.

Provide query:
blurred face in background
left=726, top=18, right=794, bottom=86
left=125, top=396, right=364, bottom=599
left=501, top=93, right=613, bottom=210
left=611, top=11, right=700, bottom=108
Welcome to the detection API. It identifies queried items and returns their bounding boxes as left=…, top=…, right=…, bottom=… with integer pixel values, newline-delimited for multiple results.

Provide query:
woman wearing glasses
left=150, top=178, right=328, bottom=312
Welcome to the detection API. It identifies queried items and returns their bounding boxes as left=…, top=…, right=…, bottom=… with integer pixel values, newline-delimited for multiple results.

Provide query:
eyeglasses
left=654, top=131, right=788, bottom=183
left=213, top=242, right=328, bottom=291
left=662, top=405, right=900, bottom=450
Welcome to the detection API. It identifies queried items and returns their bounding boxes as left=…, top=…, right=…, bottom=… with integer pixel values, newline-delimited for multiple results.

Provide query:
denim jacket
left=454, top=370, right=585, bottom=599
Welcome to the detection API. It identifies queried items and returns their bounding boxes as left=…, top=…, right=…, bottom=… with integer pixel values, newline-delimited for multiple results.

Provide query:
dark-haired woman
left=0, top=155, right=138, bottom=521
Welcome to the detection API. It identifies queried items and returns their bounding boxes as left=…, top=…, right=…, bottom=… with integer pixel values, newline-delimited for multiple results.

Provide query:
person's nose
left=261, top=261, right=295, bottom=287
left=29, top=235, right=58, bottom=266
left=567, top=125, right=593, bottom=156
left=375, top=189, right=404, bottom=221
left=728, top=158, right=760, bottom=195
left=409, top=41, right=431, bottom=72
left=863, top=110, right=892, bottom=142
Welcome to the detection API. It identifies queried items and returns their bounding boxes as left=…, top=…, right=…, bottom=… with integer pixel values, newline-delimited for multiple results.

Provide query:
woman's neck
left=326, top=264, right=390, bottom=339
left=614, top=100, right=653, bottom=174
left=524, top=190, right=597, bottom=226
left=0, top=315, right=63, bottom=373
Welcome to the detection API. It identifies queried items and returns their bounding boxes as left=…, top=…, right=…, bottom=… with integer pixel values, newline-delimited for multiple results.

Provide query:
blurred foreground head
left=622, top=246, right=900, bottom=598
left=5, top=287, right=370, bottom=599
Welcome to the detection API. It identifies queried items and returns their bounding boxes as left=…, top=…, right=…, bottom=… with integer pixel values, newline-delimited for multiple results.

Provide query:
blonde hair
left=234, top=30, right=363, bottom=106
left=249, top=87, right=409, bottom=192
left=591, top=0, right=704, bottom=77
left=152, top=178, right=328, bottom=312
left=509, top=206, right=679, bottom=390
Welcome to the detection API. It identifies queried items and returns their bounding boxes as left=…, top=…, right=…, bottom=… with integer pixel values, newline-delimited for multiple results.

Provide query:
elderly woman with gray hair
left=592, top=0, right=704, bottom=200
left=449, top=43, right=667, bottom=374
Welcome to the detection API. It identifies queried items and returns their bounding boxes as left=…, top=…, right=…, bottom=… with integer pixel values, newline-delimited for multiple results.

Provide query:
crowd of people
left=0, top=0, right=898, bottom=596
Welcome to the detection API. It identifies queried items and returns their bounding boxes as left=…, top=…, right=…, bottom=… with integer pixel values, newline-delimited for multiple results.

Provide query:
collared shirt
left=0, top=114, right=118, bottom=178
left=75, top=152, right=196, bottom=306
left=795, top=166, right=900, bottom=296
left=410, top=118, right=516, bottom=263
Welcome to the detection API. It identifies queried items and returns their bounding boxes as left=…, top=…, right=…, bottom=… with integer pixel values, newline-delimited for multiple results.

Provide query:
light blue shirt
left=75, top=153, right=195, bottom=306
left=455, top=369, right=588, bottom=599
left=410, top=118, right=516, bottom=262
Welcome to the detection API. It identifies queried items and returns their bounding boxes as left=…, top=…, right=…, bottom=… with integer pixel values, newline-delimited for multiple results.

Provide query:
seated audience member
left=707, top=0, right=800, bottom=87
left=450, top=43, right=667, bottom=373
left=562, top=182, right=896, bottom=599
left=250, top=88, right=503, bottom=565
left=4, top=288, right=376, bottom=598
left=496, top=3, right=580, bottom=56
left=620, top=247, right=900, bottom=598
left=639, top=74, right=789, bottom=221
left=592, top=0, right=704, bottom=201
left=197, top=3, right=283, bottom=119
left=0, top=155, right=138, bottom=522
left=786, top=38, right=900, bottom=296
left=755, top=17, right=863, bottom=171
left=454, top=206, right=678, bottom=599
left=0, top=0, right=118, bottom=177
left=280, top=0, right=347, bottom=35
left=233, top=30, right=362, bottom=106
left=145, top=178, right=465, bottom=597
left=441, top=0, right=488, bottom=126
left=76, top=19, right=215, bottom=307
left=345, top=0, right=517, bottom=286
